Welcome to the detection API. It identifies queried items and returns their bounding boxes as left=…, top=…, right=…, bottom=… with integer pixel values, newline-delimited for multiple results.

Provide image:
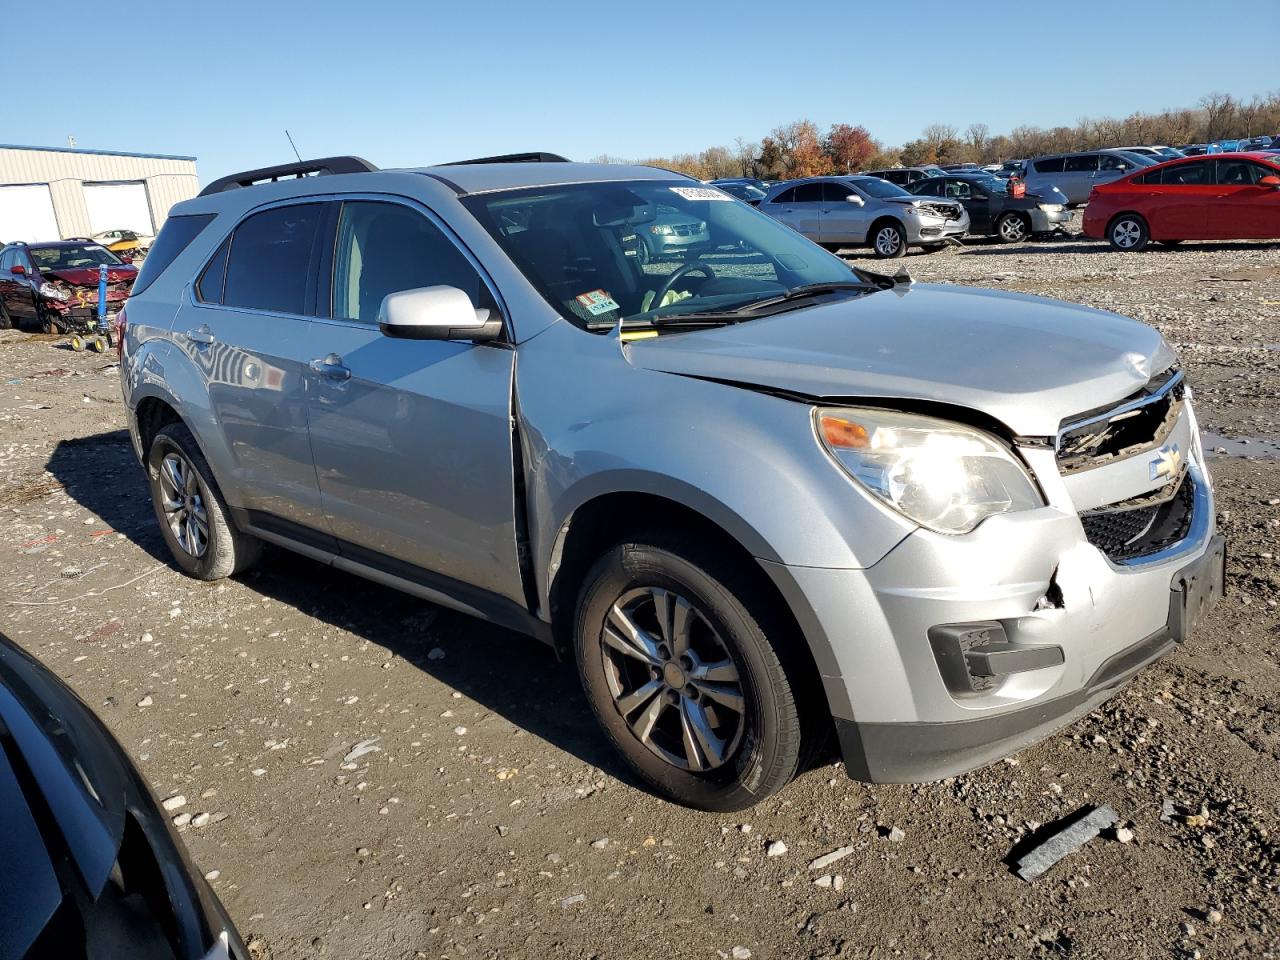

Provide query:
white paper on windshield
left=669, top=186, right=732, bottom=202
left=575, top=289, right=620, bottom=316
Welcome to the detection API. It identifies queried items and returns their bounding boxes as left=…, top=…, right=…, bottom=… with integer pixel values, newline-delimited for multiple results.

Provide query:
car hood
left=626, top=283, right=1175, bottom=436
left=41, top=266, right=137, bottom=286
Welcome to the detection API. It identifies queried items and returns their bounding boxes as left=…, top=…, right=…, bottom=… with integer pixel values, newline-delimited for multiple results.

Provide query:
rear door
left=178, top=201, right=329, bottom=536
left=818, top=181, right=870, bottom=243
left=1209, top=158, right=1280, bottom=238
left=788, top=182, right=825, bottom=239
left=1150, top=160, right=1214, bottom=238
left=943, top=179, right=989, bottom=232
left=304, top=197, right=525, bottom=606
left=761, top=186, right=802, bottom=232
left=1061, top=154, right=1098, bottom=204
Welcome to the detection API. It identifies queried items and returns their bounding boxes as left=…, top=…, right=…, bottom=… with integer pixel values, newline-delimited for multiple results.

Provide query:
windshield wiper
left=706, top=280, right=878, bottom=317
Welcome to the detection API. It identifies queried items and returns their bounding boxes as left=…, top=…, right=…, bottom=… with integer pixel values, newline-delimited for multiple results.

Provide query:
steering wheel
left=651, top=261, right=715, bottom=308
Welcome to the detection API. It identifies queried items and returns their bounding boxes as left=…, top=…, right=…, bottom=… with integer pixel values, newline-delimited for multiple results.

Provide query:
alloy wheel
left=158, top=452, right=209, bottom=558
left=1000, top=215, right=1027, bottom=242
left=875, top=227, right=902, bottom=256
left=599, top=586, right=746, bottom=772
left=1112, top=219, right=1142, bottom=249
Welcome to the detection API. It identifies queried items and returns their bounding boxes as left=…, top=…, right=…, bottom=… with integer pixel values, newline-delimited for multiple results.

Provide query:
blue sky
left=2, top=0, right=1274, bottom=183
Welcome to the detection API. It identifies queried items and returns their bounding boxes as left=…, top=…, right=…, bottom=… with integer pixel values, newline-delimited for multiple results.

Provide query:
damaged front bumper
left=760, top=445, right=1222, bottom=784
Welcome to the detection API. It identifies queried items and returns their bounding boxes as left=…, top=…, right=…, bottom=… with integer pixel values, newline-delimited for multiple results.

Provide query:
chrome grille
left=1057, top=368, right=1184, bottom=474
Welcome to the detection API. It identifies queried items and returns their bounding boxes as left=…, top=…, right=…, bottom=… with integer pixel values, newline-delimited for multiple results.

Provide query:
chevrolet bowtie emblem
left=1150, top=443, right=1182, bottom=482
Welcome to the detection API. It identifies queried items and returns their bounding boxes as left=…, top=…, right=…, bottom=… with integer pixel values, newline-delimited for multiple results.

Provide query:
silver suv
left=1019, top=150, right=1156, bottom=206
left=758, top=176, right=969, bottom=257
left=119, top=154, right=1224, bottom=811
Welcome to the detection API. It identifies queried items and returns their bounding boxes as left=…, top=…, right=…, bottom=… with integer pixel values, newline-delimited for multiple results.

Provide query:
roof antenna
left=284, top=129, right=302, bottom=162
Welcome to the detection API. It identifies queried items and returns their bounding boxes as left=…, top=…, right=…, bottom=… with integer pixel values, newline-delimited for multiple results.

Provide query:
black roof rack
left=444, top=151, right=570, bottom=165
left=198, top=156, right=378, bottom=197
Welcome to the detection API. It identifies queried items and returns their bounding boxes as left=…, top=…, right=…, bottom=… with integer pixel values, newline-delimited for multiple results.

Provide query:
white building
left=0, top=144, right=199, bottom=243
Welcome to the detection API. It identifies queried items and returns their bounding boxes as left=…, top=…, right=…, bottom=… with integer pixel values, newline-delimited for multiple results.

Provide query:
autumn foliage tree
left=824, top=124, right=876, bottom=172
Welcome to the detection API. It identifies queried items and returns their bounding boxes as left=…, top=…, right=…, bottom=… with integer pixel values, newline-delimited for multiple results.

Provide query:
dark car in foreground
left=0, top=631, right=246, bottom=960
left=908, top=172, right=1071, bottom=242
left=1083, top=152, right=1280, bottom=250
left=0, top=240, right=137, bottom=343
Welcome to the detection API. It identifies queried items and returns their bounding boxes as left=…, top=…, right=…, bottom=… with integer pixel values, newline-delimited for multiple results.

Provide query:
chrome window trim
left=185, top=192, right=512, bottom=340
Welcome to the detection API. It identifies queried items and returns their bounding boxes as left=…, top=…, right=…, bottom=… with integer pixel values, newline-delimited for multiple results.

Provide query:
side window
left=944, top=181, right=972, bottom=199
left=1161, top=161, right=1211, bottom=185
left=1215, top=160, right=1271, bottom=185
left=822, top=182, right=854, bottom=202
left=196, top=237, right=230, bottom=303
left=1034, top=157, right=1065, bottom=173
left=222, top=204, right=324, bottom=315
left=330, top=201, right=484, bottom=324
left=771, top=187, right=797, bottom=204
left=0, top=250, right=11, bottom=272
left=1135, top=169, right=1159, bottom=185
left=130, top=213, right=216, bottom=297
left=793, top=183, right=824, bottom=203
left=1064, top=155, right=1098, bottom=173
left=913, top=180, right=944, bottom=197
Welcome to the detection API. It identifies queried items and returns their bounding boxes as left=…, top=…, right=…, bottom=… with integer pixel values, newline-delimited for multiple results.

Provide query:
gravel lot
left=1, top=236, right=1277, bottom=960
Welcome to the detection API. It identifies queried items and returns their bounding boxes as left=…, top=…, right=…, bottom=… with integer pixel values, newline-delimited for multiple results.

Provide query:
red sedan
left=1083, top=152, right=1280, bottom=250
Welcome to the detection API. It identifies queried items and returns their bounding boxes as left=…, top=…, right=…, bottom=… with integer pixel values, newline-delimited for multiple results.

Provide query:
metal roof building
left=0, top=144, right=199, bottom=243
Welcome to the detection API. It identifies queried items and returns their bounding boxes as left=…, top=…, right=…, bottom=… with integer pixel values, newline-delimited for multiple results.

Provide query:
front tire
left=146, top=423, right=261, bottom=580
left=573, top=531, right=814, bottom=811
left=995, top=212, right=1029, bottom=244
left=1107, top=213, right=1149, bottom=251
left=870, top=221, right=907, bottom=259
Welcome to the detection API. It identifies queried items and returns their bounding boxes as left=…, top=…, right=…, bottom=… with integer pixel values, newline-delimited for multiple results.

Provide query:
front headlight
left=815, top=407, right=1043, bottom=534
left=650, top=224, right=674, bottom=235
left=904, top=205, right=928, bottom=216
left=39, top=282, right=71, bottom=301
left=1037, top=203, right=1064, bottom=213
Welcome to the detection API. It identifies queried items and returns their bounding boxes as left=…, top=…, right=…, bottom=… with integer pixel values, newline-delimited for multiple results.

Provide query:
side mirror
left=1259, top=175, right=1280, bottom=188
left=845, top=194, right=865, bottom=205
left=10, top=264, right=26, bottom=275
left=378, top=286, right=503, bottom=342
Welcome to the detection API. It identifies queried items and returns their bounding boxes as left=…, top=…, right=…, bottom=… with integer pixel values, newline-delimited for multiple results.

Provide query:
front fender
left=516, top=324, right=917, bottom=612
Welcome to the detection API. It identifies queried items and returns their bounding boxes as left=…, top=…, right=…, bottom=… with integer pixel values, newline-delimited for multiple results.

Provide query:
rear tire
left=146, top=422, right=261, bottom=580
left=573, top=531, right=817, bottom=811
left=1107, top=213, right=1149, bottom=251
left=870, top=221, right=907, bottom=258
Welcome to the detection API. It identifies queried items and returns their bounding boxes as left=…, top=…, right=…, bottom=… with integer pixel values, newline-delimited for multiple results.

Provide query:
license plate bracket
left=1168, top=535, right=1225, bottom=644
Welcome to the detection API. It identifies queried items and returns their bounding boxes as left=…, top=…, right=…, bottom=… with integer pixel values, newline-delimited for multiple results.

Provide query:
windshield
left=846, top=177, right=913, bottom=199
left=29, top=244, right=122, bottom=271
left=463, top=180, right=868, bottom=333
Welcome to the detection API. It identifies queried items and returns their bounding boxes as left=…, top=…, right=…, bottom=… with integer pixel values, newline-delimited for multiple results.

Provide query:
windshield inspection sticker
left=575, top=289, right=620, bottom=316
left=669, top=186, right=732, bottom=202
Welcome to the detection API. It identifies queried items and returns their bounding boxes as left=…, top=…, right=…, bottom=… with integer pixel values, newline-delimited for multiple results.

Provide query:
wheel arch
left=866, top=215, right=905, bottom=245
left=545, top=487, right=838, bottom=741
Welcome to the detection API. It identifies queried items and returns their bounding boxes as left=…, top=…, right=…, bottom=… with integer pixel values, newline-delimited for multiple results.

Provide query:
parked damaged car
left=0, top=630, right=248, bottom=959
left=908, top=172, right=1071, bottom=242
left=0, top=240, right=136, bottom=344
left=119, top=155, right=1223, bottom=811
left=758, top=175, right=968, bottom=257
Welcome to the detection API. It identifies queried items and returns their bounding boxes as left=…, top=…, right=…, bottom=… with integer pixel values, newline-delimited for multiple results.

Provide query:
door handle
left=310, top=354, right=352, bottom=381
left=187, top=326, right=215, bottom=345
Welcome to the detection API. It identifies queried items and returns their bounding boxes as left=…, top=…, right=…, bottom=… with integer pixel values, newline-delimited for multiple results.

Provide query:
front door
left=787, top=182, right=825, bottom=239
left=1209, top=159, right=1280, bottom=239
left=304, top=198, right=525, bottom=605
left=176, top=201, right=329, bottom=534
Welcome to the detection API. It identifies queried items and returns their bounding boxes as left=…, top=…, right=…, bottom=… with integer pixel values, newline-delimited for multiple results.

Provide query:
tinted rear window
left=222, top=204, right=323, bottom=315
left=1033, top=157, right=1065, bottom=173
left=130, top=214, right=215, bottom=296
